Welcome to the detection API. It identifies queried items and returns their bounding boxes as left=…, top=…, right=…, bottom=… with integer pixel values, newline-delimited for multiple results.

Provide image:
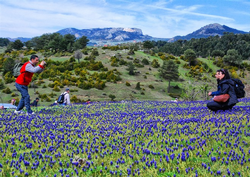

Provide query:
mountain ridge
left=5, top=23, right=249, bottom=45
left=168, top=23, right=248, bottom=42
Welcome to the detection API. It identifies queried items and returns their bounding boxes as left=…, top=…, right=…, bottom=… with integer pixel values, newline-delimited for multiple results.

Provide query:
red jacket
left=15, top=61, right=44, bottom=86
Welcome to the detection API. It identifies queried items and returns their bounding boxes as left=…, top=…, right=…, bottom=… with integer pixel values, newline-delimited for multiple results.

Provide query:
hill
left=168, top=23, right=248, bottom=42
left=0, top=46, right=249, bottom=106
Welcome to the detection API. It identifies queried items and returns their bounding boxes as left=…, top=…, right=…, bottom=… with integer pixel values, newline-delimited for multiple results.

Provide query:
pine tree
left=126, top=62, right=136, bottom=75
left=135, top=82, right=141, bottom=90
left=159, top=60, right=179, bottom=93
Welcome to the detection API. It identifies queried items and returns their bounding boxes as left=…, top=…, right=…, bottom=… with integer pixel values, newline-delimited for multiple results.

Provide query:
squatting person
left=207, top=69, right=238, bottom=111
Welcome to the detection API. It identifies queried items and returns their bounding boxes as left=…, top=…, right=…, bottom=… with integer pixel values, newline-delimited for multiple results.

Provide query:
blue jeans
left=15, top=82, right=32, bottom=113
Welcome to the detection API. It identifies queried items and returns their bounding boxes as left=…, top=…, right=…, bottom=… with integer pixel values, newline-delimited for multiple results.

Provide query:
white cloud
left=0, top=0, right=249, bottom=38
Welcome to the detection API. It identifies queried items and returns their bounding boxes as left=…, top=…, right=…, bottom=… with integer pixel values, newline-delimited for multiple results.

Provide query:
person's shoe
left=26, top=112, right=35, bottom=116
left=14, top=110, right=25, bottom=114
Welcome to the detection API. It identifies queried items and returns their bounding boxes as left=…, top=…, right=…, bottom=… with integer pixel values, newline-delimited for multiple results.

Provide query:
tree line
left=150, top=32, right=250, bottom=62
left=0, top=33, right=89, bottom=53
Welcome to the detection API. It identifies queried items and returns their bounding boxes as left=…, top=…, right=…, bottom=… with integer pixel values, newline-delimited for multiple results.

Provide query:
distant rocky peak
left=56, top=27, right=149, bottom=41
left=123, top=28, right=143, bottom=34
left=168, top=23, right=247, bottom=42
left=201, top=23, right=224, bottom=30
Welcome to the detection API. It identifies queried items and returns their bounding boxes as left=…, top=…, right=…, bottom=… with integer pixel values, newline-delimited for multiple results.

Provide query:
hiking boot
left=14, top=110, right=25, bottom=114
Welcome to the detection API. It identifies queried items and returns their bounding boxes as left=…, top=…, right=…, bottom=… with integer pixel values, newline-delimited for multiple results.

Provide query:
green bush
left=126, top=81, right=131, bottom=86
left=151, top=59, right=160, bottom=68
left=11, top=92, right=17, bottom=97
left=0, top=79, right=5, bottom=89
left=175, top=60, right=181, bottom=64
left=169, top=93, right=181, bottom=98
left=148, top=85, right=154, bottom=89
left=109, top=94, right=116, bottom=101
left=2, top=87, right=11, bottom=94
left=53, top=86, right=61, bottom=92
left=142, top=58, right=149, bottom=65
left=70, top=95, right=81, bottom=103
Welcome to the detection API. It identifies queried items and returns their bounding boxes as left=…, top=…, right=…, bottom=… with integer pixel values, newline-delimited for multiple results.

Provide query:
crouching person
left=207, top=69, right=238, bottom=112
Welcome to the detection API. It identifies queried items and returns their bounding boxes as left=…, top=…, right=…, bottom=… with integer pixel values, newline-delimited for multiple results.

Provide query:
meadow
left=0, top=99, right=250, bottom=177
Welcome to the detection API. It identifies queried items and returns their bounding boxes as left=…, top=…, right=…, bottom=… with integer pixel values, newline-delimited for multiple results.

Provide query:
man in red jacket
left=14, top=55, right=45, bottom=115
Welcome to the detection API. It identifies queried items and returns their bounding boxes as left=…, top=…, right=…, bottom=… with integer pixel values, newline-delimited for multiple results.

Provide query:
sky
left=0, top=0, right=250, bottom=39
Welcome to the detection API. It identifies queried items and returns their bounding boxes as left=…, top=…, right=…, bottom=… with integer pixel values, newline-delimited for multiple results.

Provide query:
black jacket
left=31, top=100, right=38, bottom=107
left=218, top=79, right=238, bottom=106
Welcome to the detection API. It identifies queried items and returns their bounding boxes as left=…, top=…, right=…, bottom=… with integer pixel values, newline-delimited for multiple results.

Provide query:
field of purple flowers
left=0, top=99, right=250, bottom=177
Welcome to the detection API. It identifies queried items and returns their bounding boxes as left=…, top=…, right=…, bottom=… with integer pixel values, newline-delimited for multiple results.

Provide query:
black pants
left=207, top=101, right=234, bottom=112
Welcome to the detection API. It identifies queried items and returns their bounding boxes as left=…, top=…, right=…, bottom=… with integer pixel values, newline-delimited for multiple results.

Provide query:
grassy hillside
left=0, top=47, right=249, bottom=106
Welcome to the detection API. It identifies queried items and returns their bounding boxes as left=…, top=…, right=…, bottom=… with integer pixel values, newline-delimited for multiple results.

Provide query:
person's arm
left=211, top=90, right=221, bottom=96
left=25, top=63, right=44, bottom=73
left=211, top=84, right=222, bottom=96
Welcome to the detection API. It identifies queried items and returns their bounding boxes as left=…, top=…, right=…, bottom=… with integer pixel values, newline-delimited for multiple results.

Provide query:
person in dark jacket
left=30, top=98, right=39, bottom=107
left=207, top=69, right=238, bottom=111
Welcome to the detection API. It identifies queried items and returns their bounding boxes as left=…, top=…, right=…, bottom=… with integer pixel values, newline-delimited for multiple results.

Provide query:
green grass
left=198, top=57, right=220, bottom=72
left=243, top=60, right=250, bottom=64
left=1, top=48, right=249, bottom=105
left=49, top=56, right=71, bottom=62
left=0, top=47, right=6, bottom=54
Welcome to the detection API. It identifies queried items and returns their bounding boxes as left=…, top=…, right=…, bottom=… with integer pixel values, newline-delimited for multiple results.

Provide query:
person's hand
left=40, top=60, right=46, bottom=66
left=208, top=92, right=212, bottom=96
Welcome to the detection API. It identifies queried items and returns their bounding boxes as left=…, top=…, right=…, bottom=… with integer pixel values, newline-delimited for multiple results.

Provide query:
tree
left=12, top=40, right=24, bottom=50
left=151, top=59, right=160, bottom=68
left=61, top=34, right=76, bottom=52
left=109, top=94, right=116, bottom=101
left=74, top=50, right=83, bottom=63
left=211, top=50, right=224, bottom=57
left=74, top=36, right=89, bottom=50
left=159, top=60, right=179, bottom=93
left=0, top=79, right=5, bottom=89
left=135, top=82, right=141, bottom=90
left=24, top=40, right=32, bottom=50
left=0, top=38, right=10, bottom=47
left=184, top=49, right=197, bottom=66
left=126, top=62, right=136, bottom=75
left=223, top=49, right=242, bottom=66
left=142, top=58, right=149, bottom=65
left=128, top=49, right=135, bottom=55
left=143, top=40, right=154, bottom=53
left=3, top=58, right=15, bottom=75
left=48, top=33, right=63, bottom=52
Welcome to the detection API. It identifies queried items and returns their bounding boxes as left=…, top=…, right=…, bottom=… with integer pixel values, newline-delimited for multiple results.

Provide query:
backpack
left=13, top=62, right=24, bottom=78
left=231, top=78, right=245, bottom=98
left=57, top=93, right=67, bottom=104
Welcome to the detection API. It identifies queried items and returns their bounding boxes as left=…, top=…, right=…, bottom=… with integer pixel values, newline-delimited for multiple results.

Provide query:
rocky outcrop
left=56, top=27, right=151, bottom=41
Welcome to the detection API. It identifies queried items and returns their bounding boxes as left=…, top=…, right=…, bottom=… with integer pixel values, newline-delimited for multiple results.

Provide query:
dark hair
left=30, top=55, right=38, bottom=60
left=36, top=97, right=39, bottom=100
left=217, top=69, right=231, bottom=79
